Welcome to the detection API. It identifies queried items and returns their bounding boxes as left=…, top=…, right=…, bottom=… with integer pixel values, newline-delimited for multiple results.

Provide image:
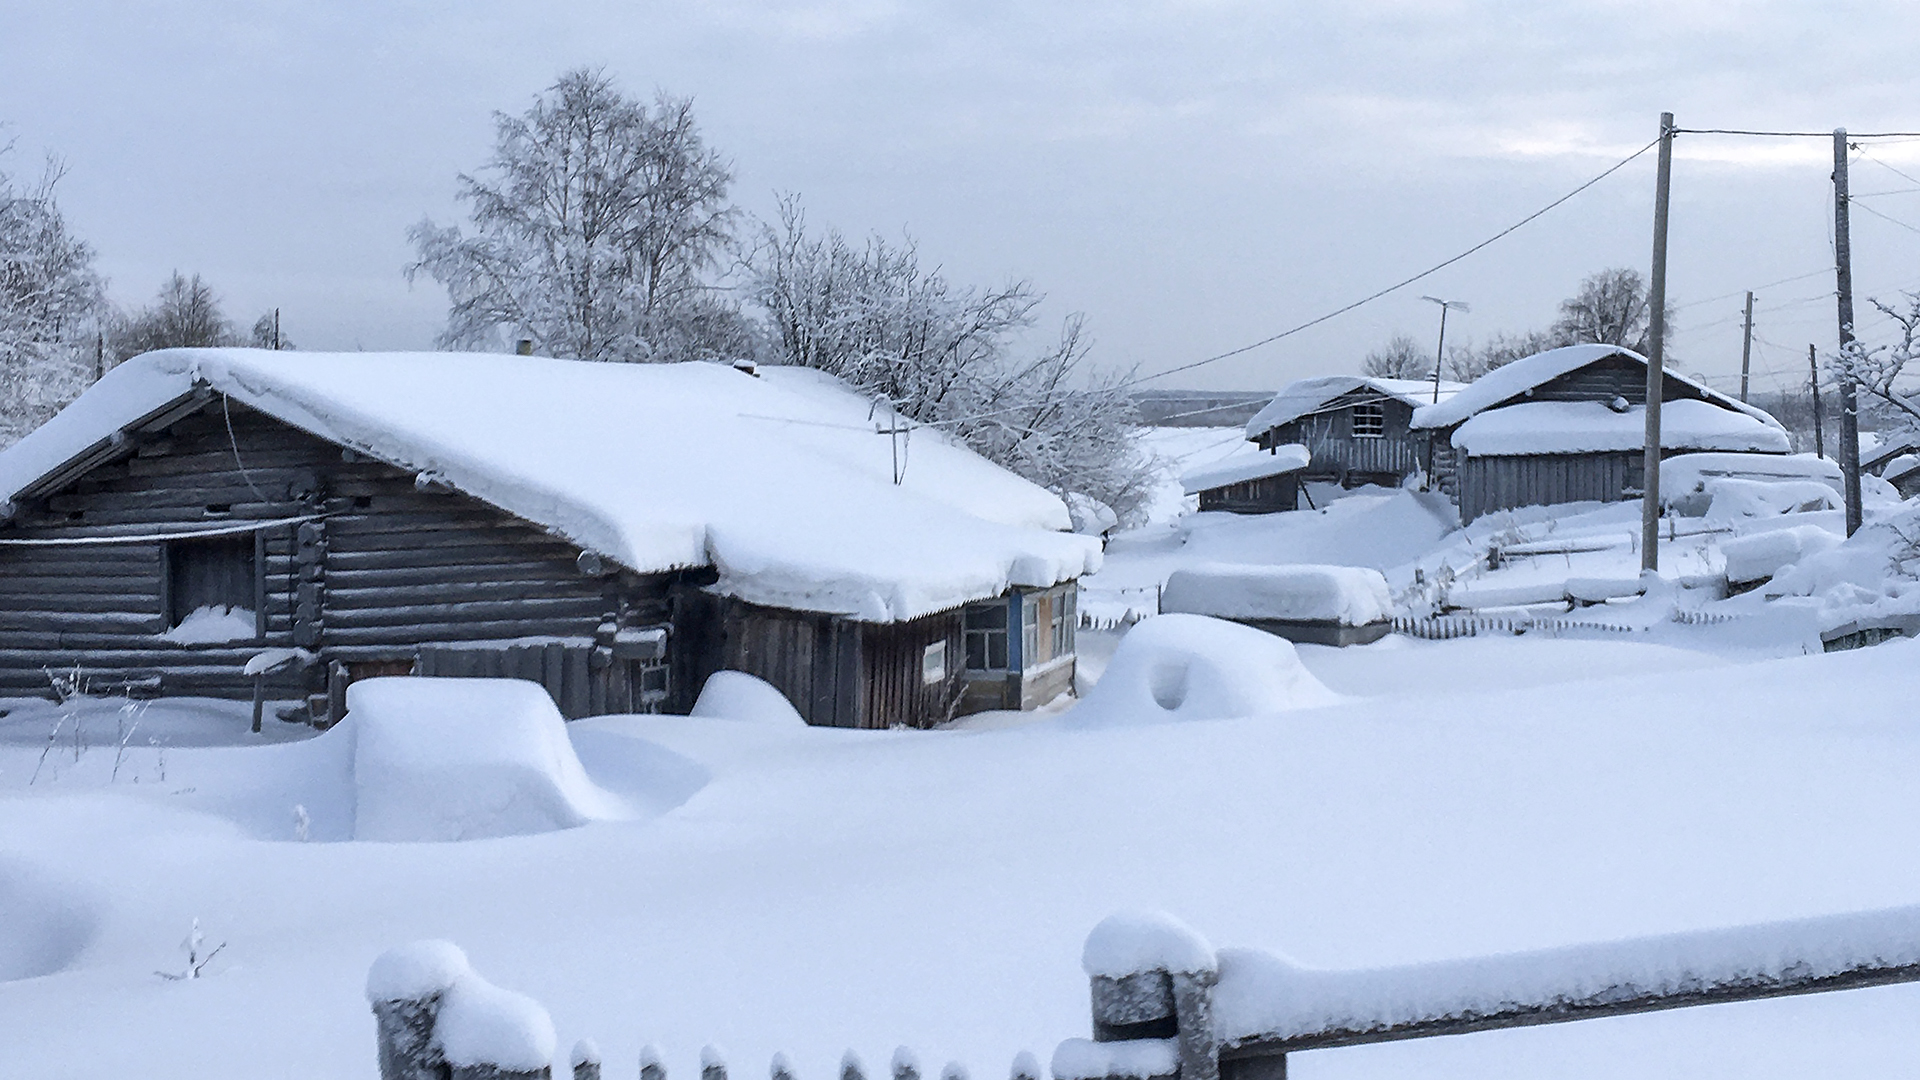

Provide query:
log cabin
left=1410, top=345, right=1793, bottom=522
left=1180, top=443, right=1311, bottom=514
left=0, top=349, right=1102, bottom=728
left=1244, top=376, right=1468, bottom=493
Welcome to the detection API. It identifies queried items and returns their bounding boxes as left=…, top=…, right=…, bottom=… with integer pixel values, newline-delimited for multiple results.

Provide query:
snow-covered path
left=6, top=635, right=1920, bottom=1079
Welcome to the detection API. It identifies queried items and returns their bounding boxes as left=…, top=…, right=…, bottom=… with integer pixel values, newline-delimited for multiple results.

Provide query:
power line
left=1857, top=149, right=1920, bottom=188
left=1674, top=128, right=1920, bottom=138
left=1123, top=134, right=1664, bottom=388
left=1673, top=267, right=1834, bottom=311
left=1854, top=200, right=1920, bottom=238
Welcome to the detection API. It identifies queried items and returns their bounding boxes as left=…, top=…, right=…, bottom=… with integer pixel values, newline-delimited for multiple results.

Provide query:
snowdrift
left=1065, top=615, right=1339, bottom=726
left=1722, top=526, right=1843, bottom=586
left=689, top=671, right=806, bottom=725
left=1159, top=564, right=1391, bottom=626
left=347, top=678, right=631, bottom=842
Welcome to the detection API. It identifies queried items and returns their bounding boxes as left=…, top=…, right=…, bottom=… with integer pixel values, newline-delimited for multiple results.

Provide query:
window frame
left=1350, top=401, right=1386, bottom=438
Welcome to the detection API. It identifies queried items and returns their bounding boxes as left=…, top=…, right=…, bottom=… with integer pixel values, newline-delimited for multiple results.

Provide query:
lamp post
left=1420, top=296, right=1470, bottom=402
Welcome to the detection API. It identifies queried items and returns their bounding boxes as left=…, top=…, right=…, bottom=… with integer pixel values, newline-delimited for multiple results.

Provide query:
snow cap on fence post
left=702, top=1044, right=730, bottom=1080
left=641, top=1044, right=667, bottom=1080
left=772, top=1051, right=798, bottom=1080
left=939, top=1063, right=969, bottom=1080
left=1009, top=1051, right=1041, bottom=1080
left=367, top=940, right=472, bottom=1080
left=436, top=968, right=558, bottom=1080
left=892, top=1046, right=922, bottom=1080
left=1079, top=912, right=1218, bottom=1080
left=841, top=1049, right=868, bottom=1080
left=572, top=1040, right=602, bottom=1080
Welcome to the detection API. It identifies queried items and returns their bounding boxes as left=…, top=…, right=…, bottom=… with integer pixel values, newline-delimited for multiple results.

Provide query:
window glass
left=964, top=602, right=1009, bottom=671
left=1351, top=402, right=1385, bottom=437
left=1022, top=597, right=1040, bottom=667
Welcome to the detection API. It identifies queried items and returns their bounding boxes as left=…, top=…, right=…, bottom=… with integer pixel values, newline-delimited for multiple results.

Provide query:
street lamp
left=1419, top=296, right=1470, bottom=402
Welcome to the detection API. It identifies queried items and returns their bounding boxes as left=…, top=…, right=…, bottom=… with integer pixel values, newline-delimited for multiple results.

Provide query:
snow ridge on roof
left=1451, top=400, right=1792, bottom=457
left=1410, top=344, right=1785, bottom=432
left=1180, top=444, right=1311, bottom=494
left=1244, top=376, right=1466, bottom=438
left=0, top=349, right=1101, bottom=623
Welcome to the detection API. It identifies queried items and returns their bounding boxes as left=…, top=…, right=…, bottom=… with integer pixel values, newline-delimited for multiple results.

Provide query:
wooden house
left=1244, top=377, right=1468, bottom=490
left=1179, top=443, right=1311, bottom=514
left=0, top=349, right=1100, bottom=729
left=1410, top=345, right=1792, bottom=522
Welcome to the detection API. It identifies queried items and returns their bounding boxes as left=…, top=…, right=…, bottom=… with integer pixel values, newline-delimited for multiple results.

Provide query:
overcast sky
left=5, top=1, right=1920, bottom=400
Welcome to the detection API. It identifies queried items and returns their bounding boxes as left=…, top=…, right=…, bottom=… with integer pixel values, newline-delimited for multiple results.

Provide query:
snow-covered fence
left=1056, top=907, right=1920, bottom=1080
left=1389, top=613, right=1639, bottom=640
left=368, top=943, right=1027, bottom=1080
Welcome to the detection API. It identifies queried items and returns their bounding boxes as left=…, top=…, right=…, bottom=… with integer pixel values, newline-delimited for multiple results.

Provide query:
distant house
left=1244, top=376, right=1468, bottom=490
left=0, top=350, right=1100, bottom=728
left=1411, top=345, right=1792, bottom=522
left=1180, top=444, right=1311, bottom=514
left=1861, top=434, right=1920, bottom=477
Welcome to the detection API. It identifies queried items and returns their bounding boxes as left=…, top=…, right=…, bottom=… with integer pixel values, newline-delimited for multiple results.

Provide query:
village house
left=1179, top=443, right=1311, bottom=514
left=0, top=349, right=1100, bottom=728
left=1243, top=376, right=1468, bottom=495
left=1410, top=344, right=1792, bottom=522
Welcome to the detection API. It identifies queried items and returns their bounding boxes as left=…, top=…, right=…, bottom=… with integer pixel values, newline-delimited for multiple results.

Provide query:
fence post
left=1009, top=1052, right=1041, bottom=1080
left=641, top=1045, right=667, bottom=1080
left=892, top=1047, right=922, bottom=1080
left=703, top=1045, right=729, bottom=1080
left=842, top=1050, right=868, bottom=1080
left=368, top=941, right=469, bottom=1080
left=573, top=1041, right=602, bottom=1080
left=772, top=1052, right=798, bottom=1080
left=1081, top=912, right=1223, bottom=1080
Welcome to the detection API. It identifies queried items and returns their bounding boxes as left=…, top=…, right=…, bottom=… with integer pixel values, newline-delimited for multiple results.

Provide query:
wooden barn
left=1179, top=443, right=1311, bottom=514
left=1244, top=376, right=1468, bottom=490
left=0, top=349, right=1100, bottom=729
left=1410, top=345, right=1793, bottom=522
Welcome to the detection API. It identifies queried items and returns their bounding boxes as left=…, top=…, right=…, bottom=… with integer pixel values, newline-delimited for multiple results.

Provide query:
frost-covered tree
left=752, top=198, right=1153, bottom=523
left=111, top=272, right=235, bottom=361
left=408, top=68, right=750, bottom=363
left=0, top=152, right=106, bottom=444
left=1548, top=267, right=1672, bottom=355
left=1828, top=291, right=1920, bottom=427
left=1361, top=334, right=1430, bottom=379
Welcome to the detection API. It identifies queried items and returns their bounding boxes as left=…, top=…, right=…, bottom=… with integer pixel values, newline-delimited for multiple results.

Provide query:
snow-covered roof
left=1410, top=344, right=1785, bottom=432
left=1244, top=376, right=1466, bottom=438
left=1451, top=400, right=1792, bottom=457
left=1180, top=444, right=1311, bottom=494
left=0, top=349, right=1101, bottom=623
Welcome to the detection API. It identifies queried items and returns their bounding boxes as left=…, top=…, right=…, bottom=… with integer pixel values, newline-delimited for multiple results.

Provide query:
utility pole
left=272, top=308, right=281, bottom=351
left=1641, top=112, right=1675, bottom=574
left=1833, top=129, right=1864, bottom=536
left=1738, top=290, right=1754, bottom=403
left=1420, top=296, right=1468, bottom=402
left=1809, top=345, right=1825, bottom=459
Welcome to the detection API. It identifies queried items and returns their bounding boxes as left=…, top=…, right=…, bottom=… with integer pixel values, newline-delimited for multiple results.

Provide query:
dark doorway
left=167, top=535, right=256, bottom=628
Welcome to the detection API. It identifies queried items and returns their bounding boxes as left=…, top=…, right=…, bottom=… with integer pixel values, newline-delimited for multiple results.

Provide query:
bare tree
left=1444, top=329, right=1557, bottom=381
left=111, top=272, right=235, bottom=361
left=408, top=68, right=748, bottom=363
left=1549, top=267, right=1672, bottom=355
left=1361, top=334, right=1430, bottom=379
left=0, top=150, right=106, bottom=444
left=751, top=197, right=1152, bottom=522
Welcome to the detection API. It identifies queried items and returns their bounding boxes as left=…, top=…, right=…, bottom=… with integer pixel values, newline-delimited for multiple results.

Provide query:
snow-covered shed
left=0, top=350, right=1101, bottom=727
left=1410, top=344, right=1791, bottom=522
left=1244, top=376, right=1467, bottom=491
left=1179, top=444, right=1312, bottom=514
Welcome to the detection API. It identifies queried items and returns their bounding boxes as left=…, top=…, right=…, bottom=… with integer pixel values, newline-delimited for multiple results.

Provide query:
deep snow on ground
left=8, top=630, right=1920, bottom=1079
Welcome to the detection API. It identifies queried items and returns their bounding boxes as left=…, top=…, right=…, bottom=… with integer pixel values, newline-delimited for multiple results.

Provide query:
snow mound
left=366, top=939, right=471, bottom=1003
left=1702, top=478, right=1839, bottom=524
left=689, top=671, right=806, bottom=726
left=1065, top=615, right=1339, bottom=726
left=1664, top=451, right=1841, bottom=502
left=0, top=858, right=99, bottom=983
left=161, top=604, right=256, bottom=644
left=1160, top=564, right=1391, bottom=626
left=347, top=677, right=630, bottom=842
left=1066, top=493, right=1120, bottom=536
left=1723, top=525, right=1843, bottom=585
left=1051, top=1039, right=1177, bottom=1080
left=435, top=968, right=557, bottom=1071
left=1083, top=910, right=1217, bottom=978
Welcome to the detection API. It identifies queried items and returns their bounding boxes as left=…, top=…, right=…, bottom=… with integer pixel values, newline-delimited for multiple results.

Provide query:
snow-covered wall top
left=0, top=350, right=1101, bottom=622
left=1451, top=400, right=1791, bottom=457
left=1243, top=376, right=1466, bottom=438
left=1179, top=444, right=1311, bottom=494
left=1410, top=344, right=1786, bottom=433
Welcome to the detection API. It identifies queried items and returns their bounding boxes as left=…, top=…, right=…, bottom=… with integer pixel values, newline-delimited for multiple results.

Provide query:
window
left=166, top=535, right=257, bottom=635
left=964, top=602, right=1009, bottom=670
left=1351, top=402, right=1385, bottom=438
left=921, top=641, right=947, bottom=685
left=1054, top=588, right=1077, bottom=658
left=1023, top=596, right=1041, bottom=667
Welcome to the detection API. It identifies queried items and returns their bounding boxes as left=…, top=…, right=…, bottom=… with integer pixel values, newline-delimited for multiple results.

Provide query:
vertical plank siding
left=1457, top=452, right=1639, bottom=522
left=1256, top=394, right=1423, bottom=486
left=1198, top=474, right=1297, bottom=514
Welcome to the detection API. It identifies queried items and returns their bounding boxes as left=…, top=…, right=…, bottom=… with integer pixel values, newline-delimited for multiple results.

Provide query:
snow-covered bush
left=1065, top=614, right=1339, bottom=726
left=1722, top=525, right=1843, bottom=586
left=346, top=677, right=629, bottom=842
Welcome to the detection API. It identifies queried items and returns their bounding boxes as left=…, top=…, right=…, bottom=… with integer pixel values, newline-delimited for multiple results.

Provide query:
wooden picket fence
left=1388, top=613, right=1639, bottom=640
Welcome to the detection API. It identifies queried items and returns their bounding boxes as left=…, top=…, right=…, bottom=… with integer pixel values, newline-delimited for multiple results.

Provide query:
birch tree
left=110, top=272, right=235, bottom=361
left=0, top=152, right=105, bottom=444
left=409, top=68, right=750, bottom=363
left=1828, top=291, right=1920, bottom=426
left=752, top=198, right=1152, bottom=522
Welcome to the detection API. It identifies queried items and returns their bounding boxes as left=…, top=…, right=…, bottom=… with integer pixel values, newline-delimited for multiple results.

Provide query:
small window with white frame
left=1351, top=401, right=1385, bottom=437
